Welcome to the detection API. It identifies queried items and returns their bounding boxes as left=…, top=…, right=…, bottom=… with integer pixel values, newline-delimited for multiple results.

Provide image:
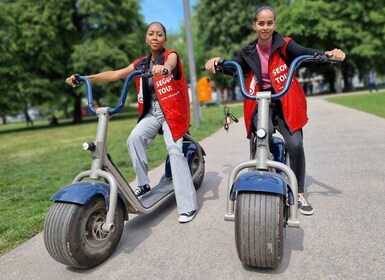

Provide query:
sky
left=140, top=0, right=197, bottom=34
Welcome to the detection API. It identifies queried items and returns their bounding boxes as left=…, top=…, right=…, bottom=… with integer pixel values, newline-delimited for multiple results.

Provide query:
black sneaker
left=178, top=210, right=197, bottom=223
left=134, top=184, right=151, bottom=197
left=298, top=194, right=314, bottom=215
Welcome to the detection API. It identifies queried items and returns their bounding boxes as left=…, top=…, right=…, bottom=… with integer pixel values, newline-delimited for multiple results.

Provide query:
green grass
left=326, top=91, right=385, bottom=118
left=0, top=103, right=243, bottom=255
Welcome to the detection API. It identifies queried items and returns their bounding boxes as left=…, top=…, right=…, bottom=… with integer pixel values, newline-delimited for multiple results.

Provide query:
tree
left=278, top=0, right=385, bottom=91
left=192, top=0, right=385, bottom=94
left=0, top=1, right=17, bottom=124
left=0, top=1, right=74, bottom=125
left=0, top=0, right=146, bottom=125
left=333, top=0, right=385, bottom=87
left=277, top=0, right=347, bottom=92
left=193, top=0, right=283, bottom=99
left=68, top=0, right=147, bottom=123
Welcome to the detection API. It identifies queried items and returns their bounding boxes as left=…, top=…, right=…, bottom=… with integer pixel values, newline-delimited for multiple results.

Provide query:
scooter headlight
left=82, top=141, right=96, bottom=151
left=256, top=128, right=267, bottom=139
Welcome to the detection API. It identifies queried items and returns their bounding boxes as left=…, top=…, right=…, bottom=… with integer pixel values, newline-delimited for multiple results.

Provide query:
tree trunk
left=23, top=99, right=33, bottom=127
left=73, top=94, right=83, bottom=124
left=63, top=101, right=69, bottom=119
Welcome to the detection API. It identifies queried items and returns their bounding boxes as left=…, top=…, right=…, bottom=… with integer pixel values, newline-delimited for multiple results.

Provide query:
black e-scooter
left=43, top=70, right=205, bottom=268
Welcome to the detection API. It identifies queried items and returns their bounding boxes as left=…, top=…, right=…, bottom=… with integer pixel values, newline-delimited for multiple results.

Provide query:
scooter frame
left=44, top=70, right=205, bottom=268
left=52, top=70, right=205, bottom=233
left=224, top=89, right=300, bottom=227
left=52, top=106, right=205, bottom=232
left=217, top=55, right=337, bottom=268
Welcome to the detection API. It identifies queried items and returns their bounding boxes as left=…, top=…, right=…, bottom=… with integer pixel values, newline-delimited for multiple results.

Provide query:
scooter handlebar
left=75, top=69, right=168, bottom=115
left=216, top=54, right=340, bottom=101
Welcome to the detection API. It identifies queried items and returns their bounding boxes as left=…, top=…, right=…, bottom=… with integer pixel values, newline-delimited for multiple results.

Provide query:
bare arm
left=65, top=63, right=135, bottom=87
left=151, top=52, right=178, bottom=76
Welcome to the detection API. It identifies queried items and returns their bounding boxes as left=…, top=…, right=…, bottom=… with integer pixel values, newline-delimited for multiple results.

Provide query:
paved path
left=1, top=94, right=385, bottom=280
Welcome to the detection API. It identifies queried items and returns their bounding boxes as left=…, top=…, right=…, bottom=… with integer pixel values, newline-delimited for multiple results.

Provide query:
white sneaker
left=298, top=194, right=314, bottom=215
left=178, top=210, right=197, bottom=223
left=134, top=184, right=151, bottom=197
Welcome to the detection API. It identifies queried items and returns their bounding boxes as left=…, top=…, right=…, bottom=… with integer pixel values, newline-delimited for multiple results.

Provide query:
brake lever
left=141, top=68, right=169, bottom=77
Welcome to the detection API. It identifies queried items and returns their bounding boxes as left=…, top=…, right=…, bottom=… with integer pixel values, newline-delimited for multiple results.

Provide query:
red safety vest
left=133, top=49, right=190, bottom=141
left=243, top=37, right=308, bottom=136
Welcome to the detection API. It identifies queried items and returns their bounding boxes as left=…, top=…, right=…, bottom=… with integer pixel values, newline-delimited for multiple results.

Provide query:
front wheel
left=235, top=192, right=284, bottom=268
left=43, top=197, right=125, bottom=268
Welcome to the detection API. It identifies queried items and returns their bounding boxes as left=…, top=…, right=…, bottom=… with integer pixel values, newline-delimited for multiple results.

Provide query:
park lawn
left=326, top=91, right=385, bottom=118
left=0, top=104, right=244, bottom=255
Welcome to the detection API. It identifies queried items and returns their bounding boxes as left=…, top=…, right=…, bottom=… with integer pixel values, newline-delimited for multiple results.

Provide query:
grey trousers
left=127, top=100, right=198, bottom=214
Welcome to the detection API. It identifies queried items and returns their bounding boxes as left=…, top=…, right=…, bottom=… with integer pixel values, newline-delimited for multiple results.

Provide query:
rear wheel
left=44, top=197, right=125, bottom=268
left=190, top=152, right=205, bottom=190
left=235, top=192, right=284, bottom=268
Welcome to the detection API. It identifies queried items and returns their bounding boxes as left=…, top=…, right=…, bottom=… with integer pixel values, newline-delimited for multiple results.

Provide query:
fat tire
left=43, top=197, right=124, bottom=268
left=235, top=192, right=284, bottom=268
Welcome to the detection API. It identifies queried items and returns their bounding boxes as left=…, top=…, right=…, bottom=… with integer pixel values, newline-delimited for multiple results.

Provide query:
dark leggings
left=252, top=105, right=306, bottom=193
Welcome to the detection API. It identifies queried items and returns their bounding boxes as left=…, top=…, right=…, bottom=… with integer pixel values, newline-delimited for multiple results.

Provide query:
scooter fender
left=230, top=171, right=287, bottom=201
left=51, top=181, right=127, bottom=211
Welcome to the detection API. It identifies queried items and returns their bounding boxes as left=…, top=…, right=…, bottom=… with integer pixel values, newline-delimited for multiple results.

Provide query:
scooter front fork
left=73, top=169, right=118, bottom=233
left=225, top=159, right=300, bottom=228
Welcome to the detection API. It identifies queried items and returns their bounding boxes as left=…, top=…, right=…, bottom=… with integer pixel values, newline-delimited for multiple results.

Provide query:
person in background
left=369, top=69, right=378, bottom=93
left=205, top=6, right=345, bottom=215
left=66, top=22, right=198, bottom=223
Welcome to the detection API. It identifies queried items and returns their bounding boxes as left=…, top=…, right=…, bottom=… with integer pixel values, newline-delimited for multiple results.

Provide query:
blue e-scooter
left=43, top=70, right=205, bottom=268
left=216, top=54, right=338, bottom=268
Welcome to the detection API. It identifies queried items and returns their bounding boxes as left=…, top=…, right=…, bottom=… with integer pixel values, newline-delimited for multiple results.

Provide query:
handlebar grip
left=308, top=54, right=342, bottom=64
left=142, top=69, right=168, bottom=76
left=201, top=59, right=224, bottom=72
left=72, top=74, right=82, bottom=86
